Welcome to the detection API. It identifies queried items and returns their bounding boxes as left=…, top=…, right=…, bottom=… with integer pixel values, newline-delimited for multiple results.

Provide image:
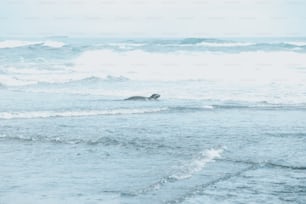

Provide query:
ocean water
left=0, top=37, right=306, bottom=204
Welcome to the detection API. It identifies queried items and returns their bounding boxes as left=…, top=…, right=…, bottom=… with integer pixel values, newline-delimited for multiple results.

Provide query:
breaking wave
left=170, top=148, right=224, bottom=180
left=0, top=40, right=65, bottom=49
left=1, top=38, right=306, bottom=51
left=0, top=108, right=168, bottom=119
left=133, top=148, right=224, bottom=195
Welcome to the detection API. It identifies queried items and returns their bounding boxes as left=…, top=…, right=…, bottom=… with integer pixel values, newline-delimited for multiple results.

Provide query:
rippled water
left=1, top=37, right=306, bottom=203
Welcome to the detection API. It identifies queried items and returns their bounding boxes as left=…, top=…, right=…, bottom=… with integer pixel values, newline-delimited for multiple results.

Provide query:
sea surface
left=0, top=37, right=306, bottom=204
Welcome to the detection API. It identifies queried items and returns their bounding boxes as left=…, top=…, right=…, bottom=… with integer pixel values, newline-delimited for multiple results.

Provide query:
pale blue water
left=1, top=38, right=306, bottom=203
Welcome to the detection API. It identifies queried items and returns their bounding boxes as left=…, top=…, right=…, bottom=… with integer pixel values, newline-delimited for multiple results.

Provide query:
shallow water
left=1, top=38, right=306, bottom=203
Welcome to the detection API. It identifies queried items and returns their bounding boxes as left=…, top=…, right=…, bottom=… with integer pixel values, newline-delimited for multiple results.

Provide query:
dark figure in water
left=125, top=94, right=160, bottom=101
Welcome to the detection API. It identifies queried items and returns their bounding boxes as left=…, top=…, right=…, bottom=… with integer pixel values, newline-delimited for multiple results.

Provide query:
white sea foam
left=2, top=50, right=306, bottom=86
left=42, top=41, right=65, bottom=48
left=0, top=40, right=65, bottom=48
left=72, top=50, right=306, bottom=83
left=170, top=148, right=224, bottom=180
left=0, top=108, right=167, bottom=119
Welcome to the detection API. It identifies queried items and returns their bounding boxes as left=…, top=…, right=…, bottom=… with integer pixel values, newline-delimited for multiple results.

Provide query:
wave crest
left=133, top=147, right=224, bottom=195
left=170, top=148, right=224, bottom=180
left=0, top=40, right=65, bottom=49
left=0, top=108, right=168, bottom=119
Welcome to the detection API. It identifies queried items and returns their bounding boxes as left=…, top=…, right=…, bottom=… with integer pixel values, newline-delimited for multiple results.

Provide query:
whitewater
left=0, top=37, right=306, bottom=204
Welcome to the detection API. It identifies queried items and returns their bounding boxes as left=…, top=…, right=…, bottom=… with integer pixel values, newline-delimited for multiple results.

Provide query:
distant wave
left=66, top=76, right=129, bottom=84
left=171, top=106, right=215, bottom=112
left=1, top=38, right=305, bottom=51
left=179, top=38, right=226, bottom=44
left=197, top=42, right=256, bottom=47
left=195, top=42, right=306, bottom=49
left=176, top=38, right=256, bottom=47
left=285, top=41, right=306, bottom=46
left=161, top=38, right=306, bottom=49
left=0, top=40, right=65, bottom=49
left=107, top=42, right=146, bottom=49
left=0, top=74, right=129, bottom=87
left=171, top=103, right=306, bottom=111
left=212, top=103, right=306, bottom=110
left=0, top=108, right=168, bottom=119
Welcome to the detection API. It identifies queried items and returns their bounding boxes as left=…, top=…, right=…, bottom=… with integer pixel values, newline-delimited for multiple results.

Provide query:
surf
left=0, top=108, right=168, bottom=119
